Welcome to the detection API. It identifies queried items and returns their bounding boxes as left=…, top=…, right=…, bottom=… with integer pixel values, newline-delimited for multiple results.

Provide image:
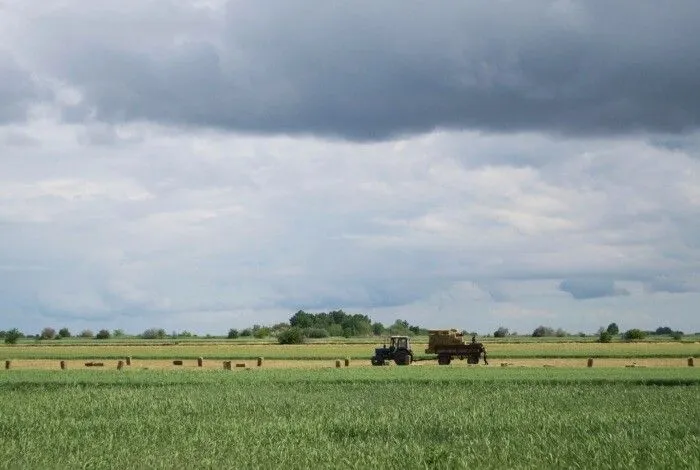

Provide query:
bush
left=112, top=329, right=125, bottom=338
left=78, top=329, right=94, bottom=338
left=58, top=328, right=71, bottom=339
left=623, top=329, right=646, bottom=341
left=253, top=327, right=271, bottom=339
left=606, top=323, right=619, bottom=335
left=40, top=327, right=56, bottom=340
left=277, top=327, right=305, bottom=345
left=304, top=328, right=329, bottom=338
left=95, top=329, right=111, bottom=340
left=4, top=328, right=23, bottom=345
left=240, top=328, right=252, bottom=337
left=598, top=331, right=613, bottom=343
left=493, top=327, right=509, bottom=338
left=141, top=328, right=167, bottom=339
left=227, top=329, right=239, bottom=339
left=671, top=331, right=683, bottom=341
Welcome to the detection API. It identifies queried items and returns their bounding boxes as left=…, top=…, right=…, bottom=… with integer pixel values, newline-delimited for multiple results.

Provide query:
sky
left=1, top=0, right=699, bottom=335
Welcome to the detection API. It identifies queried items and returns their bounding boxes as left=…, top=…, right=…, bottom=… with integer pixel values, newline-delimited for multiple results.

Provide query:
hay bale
left=587, top=358, right=594, bottom=368
left=688, top=357, right=694, bottom=367
left=344, top=357, right=350, bottom=367
left=335, top=359, right=342, bottom=368
left=235, top=363, right=246, bottom=368
left=197, top=357, right=203, bottom=367
left=117, top=360, right=124, bottom=370
left=125, top=356, right=132, bottom=366
left=85, top=362, right=104, bottom=367
left=257, top=357, right=263, bottom=367
left=60, top=361, right=66, bottom=370
left=172, top=360, right=183, bottom=366
left=223, top=361, right=232, bottom=370
left=5, top=360, right=10, bottom=370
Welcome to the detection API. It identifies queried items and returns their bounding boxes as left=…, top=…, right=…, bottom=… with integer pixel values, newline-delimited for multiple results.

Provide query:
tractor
left=371, top=336, right=414, bottom=366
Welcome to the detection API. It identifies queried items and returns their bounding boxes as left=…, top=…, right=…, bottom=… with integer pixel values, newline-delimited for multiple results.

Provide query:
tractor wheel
left=437, top=354, right=451, bottom=365
left=394, top=351, right=411, bottom=366
left=467, top=354, right=479, bottom=365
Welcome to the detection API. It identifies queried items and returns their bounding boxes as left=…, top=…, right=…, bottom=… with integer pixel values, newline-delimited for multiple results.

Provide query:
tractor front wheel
left=371, top=356, right=385, bottom=366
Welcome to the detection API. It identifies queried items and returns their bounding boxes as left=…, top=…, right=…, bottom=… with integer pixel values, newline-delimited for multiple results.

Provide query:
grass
left=0, top=367, right=698, bottom=469
left=2, top=341, right=698, bottom=361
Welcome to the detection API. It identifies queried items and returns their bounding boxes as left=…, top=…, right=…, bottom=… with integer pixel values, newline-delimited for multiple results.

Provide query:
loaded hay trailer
left=426, top=329, right=488, bottom=365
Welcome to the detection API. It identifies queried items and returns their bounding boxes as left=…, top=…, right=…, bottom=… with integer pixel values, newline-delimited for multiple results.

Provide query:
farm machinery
left=425, top=329, right=488, bottom=365
left=370, top=336, right=414, bottom=365
left=370, top=329, right=488, bottom=366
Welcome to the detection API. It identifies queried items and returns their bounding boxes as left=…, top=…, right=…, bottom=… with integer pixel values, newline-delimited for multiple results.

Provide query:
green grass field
left=2, top=340, right=698, bottom=360
left=1, top=368, right=698, bottom=469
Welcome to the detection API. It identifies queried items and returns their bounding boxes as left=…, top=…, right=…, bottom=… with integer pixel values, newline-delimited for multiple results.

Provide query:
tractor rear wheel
left=437, top=354, right=452, bottom=365
left=467, top=354, right=479, bottom=364
left=394, top=351, right=411, bottom=366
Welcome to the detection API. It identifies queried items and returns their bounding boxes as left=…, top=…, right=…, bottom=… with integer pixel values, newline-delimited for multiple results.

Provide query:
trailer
left=425, top=329, right=488, bottom=365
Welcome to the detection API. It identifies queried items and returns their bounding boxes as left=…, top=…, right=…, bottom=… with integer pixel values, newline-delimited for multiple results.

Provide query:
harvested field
left=2, top=356, right=695, bottom=371
left=1, top=341, right=698, bottom=361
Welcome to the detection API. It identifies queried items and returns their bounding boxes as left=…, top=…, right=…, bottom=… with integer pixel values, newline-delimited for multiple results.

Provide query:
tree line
left=2, top=313, right=690, bottom=345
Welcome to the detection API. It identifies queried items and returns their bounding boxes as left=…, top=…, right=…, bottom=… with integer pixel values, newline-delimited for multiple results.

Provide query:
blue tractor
left=371, top=336, right=414, bottom=366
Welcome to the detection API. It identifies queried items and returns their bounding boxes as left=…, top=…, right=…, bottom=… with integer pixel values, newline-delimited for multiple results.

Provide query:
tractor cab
left=390, top=336, right=411, bottom=351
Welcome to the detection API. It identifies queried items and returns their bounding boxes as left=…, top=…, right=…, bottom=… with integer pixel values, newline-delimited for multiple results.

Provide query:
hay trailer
left=370, top=336, right=414, bottom=366
left=426, top=329, right=489, bottom=365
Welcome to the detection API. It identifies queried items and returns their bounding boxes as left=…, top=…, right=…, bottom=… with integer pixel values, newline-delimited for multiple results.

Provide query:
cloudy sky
left=1, top=0, right=699, bottom=335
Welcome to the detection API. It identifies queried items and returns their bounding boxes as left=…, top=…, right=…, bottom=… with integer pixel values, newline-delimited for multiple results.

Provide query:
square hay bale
left=84, top=362, right=104, bottom=367
left=172, top=360, right=184, bottom=366
left=235, top=363, right=246, bottom=368
left=223, top=361, right=232, bottom=370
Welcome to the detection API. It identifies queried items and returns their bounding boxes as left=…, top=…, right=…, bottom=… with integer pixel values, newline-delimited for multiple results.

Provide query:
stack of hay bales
left=426, top=329, right=465, bottom=353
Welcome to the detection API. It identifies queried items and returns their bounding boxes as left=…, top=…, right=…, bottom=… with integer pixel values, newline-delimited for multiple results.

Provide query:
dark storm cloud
left=17, top=0, right=700, bottom=140
left=558, top=279, right=630, bottom=299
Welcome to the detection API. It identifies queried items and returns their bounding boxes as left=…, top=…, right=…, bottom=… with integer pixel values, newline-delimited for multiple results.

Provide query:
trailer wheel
left=437, top=354, right=451, bottom=365
left=467, top=355, right=479, bottom=365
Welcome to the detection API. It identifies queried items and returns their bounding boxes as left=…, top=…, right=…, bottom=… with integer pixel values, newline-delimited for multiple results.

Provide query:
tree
left=58, top=328, right=71, bottom=339
left=532, top=326, right=555, bottom=337
left=606, top=323, right=619, bottom=335
left=4, top=328, right=22, bottom=345
left=112, top=329, right=125, bottom=338
left=598, top=330, right=613, bottom=343
left=240, top=328, right=252, bottom=337
left=493, top=327, right=509, bottom=338
left=654, top=326, right=673, bottom=335
left=141, top=328, right=167, bottom=339
left=95, top=329, right=111, bottom=340
left=227, top=329, right=239, bottom=339
left=79, top=329, right=94, bottom=338
left=555, top=328, right=568, bottom=337
left=372, top=322, right=385, bottom=336
left=40, top=327, right=56, bottom=340
left=277, top=327, right=305, bottom=345
left=623, top=329, right=646, bottom=341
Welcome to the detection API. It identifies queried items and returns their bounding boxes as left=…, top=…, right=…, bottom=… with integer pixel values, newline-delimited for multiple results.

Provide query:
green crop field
left=1, top=368, right=698, bottom=469
left=2, top=340, right=698, bottom=361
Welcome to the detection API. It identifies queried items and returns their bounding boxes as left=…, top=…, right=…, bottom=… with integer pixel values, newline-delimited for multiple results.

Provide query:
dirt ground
left=2, top=357, right=695, bottom=371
